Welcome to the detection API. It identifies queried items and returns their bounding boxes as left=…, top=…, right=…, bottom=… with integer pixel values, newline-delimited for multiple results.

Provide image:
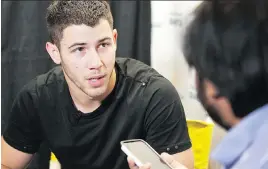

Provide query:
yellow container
left=187, top=119, right=214, bottom=169
left=50, top=152, right=58, bottom=162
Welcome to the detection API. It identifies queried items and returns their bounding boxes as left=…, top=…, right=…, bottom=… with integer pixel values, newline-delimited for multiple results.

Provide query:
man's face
left=50, top=19, right=117, bottom=99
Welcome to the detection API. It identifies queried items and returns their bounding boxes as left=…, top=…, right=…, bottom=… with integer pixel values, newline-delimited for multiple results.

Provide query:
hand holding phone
left=120, top=139, right=173, bottom=169
left=127, top=157, right=152, bottom=169
left=127, top=153, right=188, bottom=169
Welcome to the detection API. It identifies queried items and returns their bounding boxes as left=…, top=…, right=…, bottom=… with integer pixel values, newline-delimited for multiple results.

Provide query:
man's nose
left=86, top=50, right=102, bottom=70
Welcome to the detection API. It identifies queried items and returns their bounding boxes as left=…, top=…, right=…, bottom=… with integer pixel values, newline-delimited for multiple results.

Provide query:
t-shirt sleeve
left=143, top=77, right=192, bottom=154
left=3, top=84, right=42, bottom=154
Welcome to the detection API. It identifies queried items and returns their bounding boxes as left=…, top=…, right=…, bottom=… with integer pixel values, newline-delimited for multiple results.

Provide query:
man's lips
left=87, top=74, right=106, bottom=87
left=87, top=75, right=106, bottom=80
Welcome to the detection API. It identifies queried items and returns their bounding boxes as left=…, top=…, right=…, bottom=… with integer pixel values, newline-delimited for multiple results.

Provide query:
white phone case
left=120, top=139, right=173, bottom=169
left=121, top=145, right=143, bottom=166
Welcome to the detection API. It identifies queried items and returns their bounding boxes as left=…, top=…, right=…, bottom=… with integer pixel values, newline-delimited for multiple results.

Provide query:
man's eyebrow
left=68, top=42, right=87, bottom=49
left=98, top=37, right=112, bottom=43
left=67, top=37, right=112, bottom=49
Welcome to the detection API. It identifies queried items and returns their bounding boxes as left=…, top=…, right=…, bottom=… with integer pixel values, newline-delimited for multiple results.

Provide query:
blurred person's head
left=183, top=1, right=268, bottom=130
left=45, top=1, right=118, bottom=100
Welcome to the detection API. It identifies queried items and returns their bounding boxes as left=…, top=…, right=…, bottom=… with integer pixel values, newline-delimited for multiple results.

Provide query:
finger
left=127, top=157, right=152, bottom=169
left=127, top=157, right=137, bottom=168
left=140, top=163, right=152, bottom=169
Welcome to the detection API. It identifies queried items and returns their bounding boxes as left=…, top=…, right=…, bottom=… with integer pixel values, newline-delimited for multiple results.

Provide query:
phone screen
left=123, top=141, right=172, bottom=169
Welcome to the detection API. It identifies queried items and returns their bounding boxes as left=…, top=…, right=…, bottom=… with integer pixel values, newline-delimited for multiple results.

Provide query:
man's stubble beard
left=61, top=62, right=114, bottom=99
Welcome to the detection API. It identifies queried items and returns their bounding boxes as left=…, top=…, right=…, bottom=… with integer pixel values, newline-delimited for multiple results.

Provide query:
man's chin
left=84, top=86, right=108, bottom=99
left=86, top=89, right=104, bottom=97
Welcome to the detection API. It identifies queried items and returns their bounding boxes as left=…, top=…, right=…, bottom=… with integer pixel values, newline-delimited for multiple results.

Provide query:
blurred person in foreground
left=128, top=1, right=268, bottom=169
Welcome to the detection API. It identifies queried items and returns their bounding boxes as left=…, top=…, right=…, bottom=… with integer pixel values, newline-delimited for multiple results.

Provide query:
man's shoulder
left=21, top=66, right=63, bottom=95
left=116, top=57, right=180, bottom=102
left=116, top=57, right=163, bottom=83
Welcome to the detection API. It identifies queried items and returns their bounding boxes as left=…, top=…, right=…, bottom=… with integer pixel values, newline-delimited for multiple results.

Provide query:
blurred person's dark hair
left=183, top=0, right=268, bottom=118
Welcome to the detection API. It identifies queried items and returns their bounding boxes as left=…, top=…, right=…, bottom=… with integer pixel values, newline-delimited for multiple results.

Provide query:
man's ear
left=112, top=29, right=118, bottom=50
left=46, top=42, right=61, bottom=64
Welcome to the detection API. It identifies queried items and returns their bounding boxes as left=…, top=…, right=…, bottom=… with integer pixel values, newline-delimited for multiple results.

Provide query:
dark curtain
left=1, top=1, right=54, bottom=169
left=109, top=1, right=151, bottom=66
left=1, top=1, right=151, bottom=168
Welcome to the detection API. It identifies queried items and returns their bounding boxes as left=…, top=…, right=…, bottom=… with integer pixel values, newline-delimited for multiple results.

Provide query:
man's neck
left=65, top=69, right=117, bottom=113
left=69, top=90, right=100, bottom=113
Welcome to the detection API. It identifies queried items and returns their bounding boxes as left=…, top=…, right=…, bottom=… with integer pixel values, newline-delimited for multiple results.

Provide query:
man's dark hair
left=46, top=1, right=113, bottom=48
left=183, top=1, right=268, bottom=118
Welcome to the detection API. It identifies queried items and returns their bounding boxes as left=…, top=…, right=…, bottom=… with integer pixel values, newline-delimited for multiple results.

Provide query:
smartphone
left=120, top=139, right=173, bottom=169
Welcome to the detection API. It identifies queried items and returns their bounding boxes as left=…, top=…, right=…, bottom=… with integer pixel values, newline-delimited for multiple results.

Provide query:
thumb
left=160, top=153, right=187, bottom=169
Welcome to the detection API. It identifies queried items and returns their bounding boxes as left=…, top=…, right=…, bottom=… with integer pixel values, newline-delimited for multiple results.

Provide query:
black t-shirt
left=3, top=58, right=191, bottom=169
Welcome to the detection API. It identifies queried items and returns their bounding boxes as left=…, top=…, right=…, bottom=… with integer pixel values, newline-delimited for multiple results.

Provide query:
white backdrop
left=150, top=1, right=207, bottom=120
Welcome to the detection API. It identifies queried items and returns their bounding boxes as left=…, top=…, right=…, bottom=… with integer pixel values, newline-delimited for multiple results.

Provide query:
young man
left=1, top=1, right=194, bottom=169
left=130, top=1, right=268, bottom=169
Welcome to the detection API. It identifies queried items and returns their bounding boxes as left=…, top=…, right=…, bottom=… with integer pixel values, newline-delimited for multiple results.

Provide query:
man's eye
left=71, top=47, right=86, bottom=53
left=76, top=47, right=85, bottom=52
left=99, top=43, right=109, bottom=48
